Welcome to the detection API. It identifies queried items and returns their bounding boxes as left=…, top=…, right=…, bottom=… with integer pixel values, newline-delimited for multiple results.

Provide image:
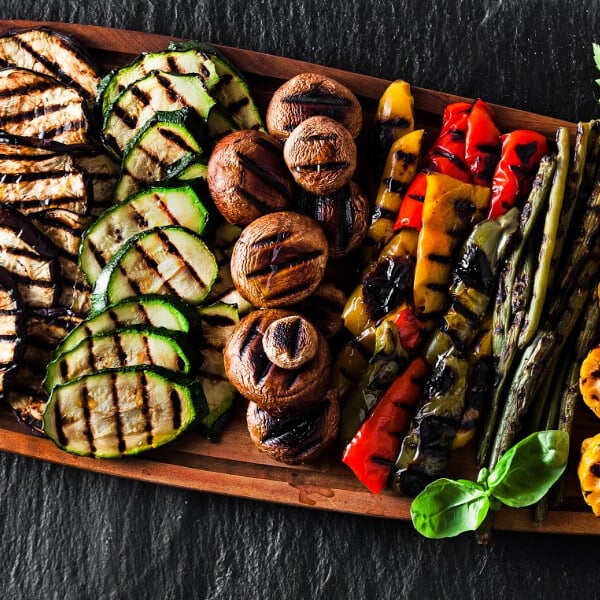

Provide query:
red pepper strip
left=393, top=170, right=427, bottom=230
left=393, top=102, right=474, bottom=232
left=488, top=130, right=549, bottom=220
left=342, top=356, right=430, bottom=494
left=465, top=99, right=501, bottom=187
left=393, top=305, right=426, bottom=353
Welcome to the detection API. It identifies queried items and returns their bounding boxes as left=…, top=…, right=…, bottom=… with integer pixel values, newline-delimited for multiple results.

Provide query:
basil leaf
left=486, top=430, right=569, bottom=508
left=410, top=478, right=489, bottom=539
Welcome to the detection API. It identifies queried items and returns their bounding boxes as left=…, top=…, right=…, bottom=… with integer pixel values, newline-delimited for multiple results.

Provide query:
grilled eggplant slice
left=0, top=67, right=90, bottom=148
left=197, top=302, right=239, bottom=439
left=7, top=307, right=83, bottom=433
left=91, top=225, right=218, bottom=311
left=101, top=71, right=236, bottom=156
left=44, top=325, right=198, bottom=392
left=72, top=151, right=119, bottom=214
left=43, top=366, right=206, bottom=457
left=0, top=153, right=91, bottom=215
left=80, top=185, right=209, bottom=285
left=0, top=27, right=100, bottom=105
left=0, top=267, right=24, bottom=399
left=55, top=294, right=200, bottom=358
left=0, top=205, right=61, bottom=308
left=98, top=47, right=220, bottom=117
left=30, top=209, right=94, bottom=312
left=170, top=40, right=264, bottom=131
left=113, top=108, right=209, bottom=202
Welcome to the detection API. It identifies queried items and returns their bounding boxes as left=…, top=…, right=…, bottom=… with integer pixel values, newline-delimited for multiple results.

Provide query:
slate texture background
left=0, top=1, right=599, bottom=599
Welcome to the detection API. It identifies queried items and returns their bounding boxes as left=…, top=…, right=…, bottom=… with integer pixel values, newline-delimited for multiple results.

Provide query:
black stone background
left=0, top=1, right=599, bottom=598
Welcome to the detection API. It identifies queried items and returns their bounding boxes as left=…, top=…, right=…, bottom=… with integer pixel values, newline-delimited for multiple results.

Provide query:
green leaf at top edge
left=487, top=430, right=569, bottom=508
left=593, top=42, right=600, bottom=71
left=410, top=478, right=490, bottom=539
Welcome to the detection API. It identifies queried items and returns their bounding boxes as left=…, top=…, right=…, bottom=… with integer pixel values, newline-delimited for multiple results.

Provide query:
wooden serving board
left=0, top=19, right=598, bottom=536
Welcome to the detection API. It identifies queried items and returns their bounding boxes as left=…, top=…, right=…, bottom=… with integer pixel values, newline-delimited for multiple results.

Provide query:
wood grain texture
left=0, top=19, right=597, bottom=536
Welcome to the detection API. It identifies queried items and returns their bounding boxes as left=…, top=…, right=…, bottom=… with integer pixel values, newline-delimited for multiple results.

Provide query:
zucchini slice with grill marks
left=0, top=267, right=24, bottom=400
left=113, top=108, right=209, bottom=202
left=43, top=366, right=206, bottom=458
left=197, top=302, right=239, bottom=439
left=98, top=47, right=220, bottom=118
left=102, top=70, right=236, bottom=157
left=0, top=205, right=61, bottom=308
left=44, top=325, right=198, bottom=392
left=91, top=225, right=218, bottom=311
left=55, top=294, right=200, bottom=358
left=0, top=27, right=100, bottom=106
left=80, top=185, right=209, bottom=285
left=169, top=40, right=264, bottom=131
left=0, top=67, right=90, bottom=148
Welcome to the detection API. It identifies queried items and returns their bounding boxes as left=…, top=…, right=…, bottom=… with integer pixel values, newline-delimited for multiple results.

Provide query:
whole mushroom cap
left=283, top=116, right=357, bottom=195
left=266, top=72, right=362, bottom=140
left=224, top=308, right=331, bottom=414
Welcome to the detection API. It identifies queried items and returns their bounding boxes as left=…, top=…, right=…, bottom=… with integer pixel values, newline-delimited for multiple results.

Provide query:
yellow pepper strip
left=364, top=129, right=425, bottom=261
left=413, top=172, right=490, bottom=323
left=373, top=79, right=415, bottom=170
left=342, top=228, right=418, bottom=338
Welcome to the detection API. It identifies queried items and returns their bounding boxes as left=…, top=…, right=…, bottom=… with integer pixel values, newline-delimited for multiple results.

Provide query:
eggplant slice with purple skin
left=0, top=67, right=90, bottom=148
left=7, top=307, right=84, bottom=434
left=0, top=27, right=100, bottom=107
left=0, top=267, right=24, bottom=400
left=30, top=209, right=94, bottom=313
left=0, top=204, right=62, bottom=309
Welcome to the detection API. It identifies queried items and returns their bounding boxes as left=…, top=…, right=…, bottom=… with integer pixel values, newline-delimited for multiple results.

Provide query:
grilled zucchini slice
left=44, top=325, right=198, bottom=392
left=80, top=185, right=209, bottom=285
left=113, top=108, right=209, bottom=202
left=98, top=47, right=220, bottom=118
left=43, top=366, right=206, bottom=458
left=0, top=67, right=90, bottom=148
left=91, top=225, right=218, bottom=311
left=0, top=27, right=100, bottom=105
left=55, top=294, right=200, bottom=358
left=169, top=40, right=264, bottom=131
left=197, top=302, right=239, bottom=440
left=102, top=71, right=236, bottom=156
left=0, top=205, right=61, bottom=308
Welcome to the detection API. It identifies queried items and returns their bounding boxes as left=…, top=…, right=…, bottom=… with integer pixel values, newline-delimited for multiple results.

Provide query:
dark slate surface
left=1, top=1, right=599, bottom=598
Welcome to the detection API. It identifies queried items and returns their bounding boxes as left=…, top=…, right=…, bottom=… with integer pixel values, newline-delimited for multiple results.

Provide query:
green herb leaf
left=486, top=430, right=569, bottom=508
left=410, top=478, right=489, bottom=539
left=593, top=42, right=600, bottom=73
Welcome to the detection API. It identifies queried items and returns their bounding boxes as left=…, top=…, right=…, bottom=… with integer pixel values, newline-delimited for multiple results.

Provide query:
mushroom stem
left=262, top=315, right=318, bottom=369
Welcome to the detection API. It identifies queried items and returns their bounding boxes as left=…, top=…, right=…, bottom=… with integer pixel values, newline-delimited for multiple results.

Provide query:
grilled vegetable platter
left=1, top=19, right=600, bottom=538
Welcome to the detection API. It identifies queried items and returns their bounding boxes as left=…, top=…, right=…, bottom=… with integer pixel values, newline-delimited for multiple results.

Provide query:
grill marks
left=0, top=68, right=89, bottom=146
left=47, top=369, right=193, bottom=457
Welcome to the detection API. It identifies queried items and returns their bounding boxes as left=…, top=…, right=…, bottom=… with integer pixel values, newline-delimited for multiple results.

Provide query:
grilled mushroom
left=246, top=389, right=340, bottom=464
left=283, top=116, right=356, bottom=195
left=224, top=308, right=331, bottom=414
left=293, top=181, right=369, bottom=258
left=230, top=211, right=328, bottom=307
left=207, top=129, right=293, bottom=226
left=266, top=72, right=362, bottom=140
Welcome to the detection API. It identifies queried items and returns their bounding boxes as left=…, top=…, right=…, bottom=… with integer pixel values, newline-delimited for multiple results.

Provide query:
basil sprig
left=410, top=430, right=569, bottom=539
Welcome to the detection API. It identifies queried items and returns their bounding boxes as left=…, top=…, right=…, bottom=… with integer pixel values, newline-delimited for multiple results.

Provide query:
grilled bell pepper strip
left=339, top=321, right=407, bottom=446
left=343, top=228, right=418, bottom=338
left=464, top=99, right=501, bottom=187
left=488, top=130, right=549, bottom=220
left=393, top=171, right=428, bottom=231
left=373, top=79, right=415, bottom=174
left=452, top=321, right=493, bottom=449
left=342, top=356, right=430, bottom=494
left=392, top=211, right=517, bottom=496
left=413, top=172, right=491, bottom=324
left=364, top=129, right=425, bottom=259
